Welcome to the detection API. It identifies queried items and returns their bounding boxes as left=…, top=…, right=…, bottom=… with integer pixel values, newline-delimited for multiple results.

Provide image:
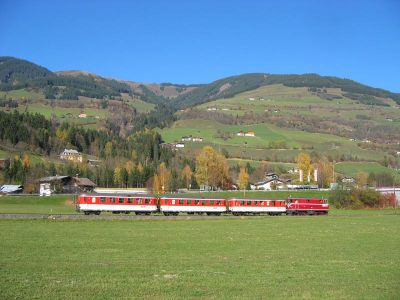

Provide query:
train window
left=137, top=198, right=143, bottom=205
left=179, top=200, right=184, bottom=205
left=171, top=200, right=175, bottom=205
left=247, top=201, right=251, bottom=205
left=100, top=197, right=106, bottom=203
left=144, top=199, right=150, bottom=205
left=186, top=200, right=192, bottom=205
left=216, top=201, right=220, bottom=205
left=118, top=198, right=124, bottom=204
left=240, top=201, right=244, bottom=205
left=110, top=198, right=115, bottom=204
left=202, top=200, right=207, bottom=206
left=195, top=200, right=200, bottom=205
left=127, top=198, right=133, bottom=204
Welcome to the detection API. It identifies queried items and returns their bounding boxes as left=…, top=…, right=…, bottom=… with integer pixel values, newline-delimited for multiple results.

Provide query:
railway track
left=0, top=213, right=242, bottom=220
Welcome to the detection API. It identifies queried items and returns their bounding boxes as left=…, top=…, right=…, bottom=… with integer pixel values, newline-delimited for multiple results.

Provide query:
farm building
left=237, top=131, right=256, bottom=137
left=181, top=136, right=192, bottom=142
left=250, top=178, right=286, bottom=191
left=38, top=176, right=96, bottom=195
left=60, top=149, right=83, bottom=163
left=87, top=159, right=101, bottom=167
left=0, top=184, right=23, bottom=194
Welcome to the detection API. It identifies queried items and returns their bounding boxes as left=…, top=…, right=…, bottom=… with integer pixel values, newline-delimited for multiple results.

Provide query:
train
left=77, top=194, right=329, bottom=216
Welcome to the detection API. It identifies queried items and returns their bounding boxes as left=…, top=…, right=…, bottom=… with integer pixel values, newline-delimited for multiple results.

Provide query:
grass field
left=158, top=119, right=387, bottom=162
left=335, top=162, right=400, bottom=179
left=1, top=211, right=399, bottom=299
left=0, top=88, right=44, bottom=100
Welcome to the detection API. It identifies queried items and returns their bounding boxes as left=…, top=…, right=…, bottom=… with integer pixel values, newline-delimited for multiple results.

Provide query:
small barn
left=0, top=184, right=24, bottom=194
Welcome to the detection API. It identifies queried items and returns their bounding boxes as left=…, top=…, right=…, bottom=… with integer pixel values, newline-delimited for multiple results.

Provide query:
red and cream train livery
left=77, top=194, right=329, bottom=216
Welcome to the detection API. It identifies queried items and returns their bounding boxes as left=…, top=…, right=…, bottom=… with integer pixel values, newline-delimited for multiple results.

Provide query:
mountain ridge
left=1, top=56, right=399, bottom=107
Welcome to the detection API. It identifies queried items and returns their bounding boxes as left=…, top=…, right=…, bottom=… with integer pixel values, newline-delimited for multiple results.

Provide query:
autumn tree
left=238, top=167, right=249, bottom=196
left=158, top=162, right=171, bottom=192
left=297, top=152, right=312, bottom=182
left=314, top=156, right=333, bottom=188
left=113, top=167, right=122, bottom=187
left=182, top=164, right=193, bottom=189
left=355, top=171, right=368, bottom=188
left=152, top=174, right=162, bottom=194
left=22, top=154, right=30, bottom=170
left=104, top=141, right=113, bottom=158
left=195, top=146, right=230, bottom=190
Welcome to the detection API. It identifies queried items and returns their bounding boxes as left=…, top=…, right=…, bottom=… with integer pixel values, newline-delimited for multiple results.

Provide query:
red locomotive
left=77, top=194, right=329, bottom=216
left=286, top=198, right=329, bottom=215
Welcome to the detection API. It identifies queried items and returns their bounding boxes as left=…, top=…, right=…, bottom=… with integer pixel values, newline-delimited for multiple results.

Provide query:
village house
left=192, top=137, right=203, bottom=142
left=250, top=173, right=287, bottom=191
left=38, top=175, right=96, bottom=195
left=87, top=159, right=101, bottom=167
left=181, top=136, right=192, bottom=142
left=237, top=131, right=256, bottom=137
left=60, top=149, right=83, bottom=163
left=78, top=113, right=87, bottom=118
left=175, top=143, right=185, bottom=149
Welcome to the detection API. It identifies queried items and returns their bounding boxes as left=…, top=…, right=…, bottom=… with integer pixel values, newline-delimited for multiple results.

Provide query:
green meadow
left=158, top=119, right=387, bottom=162
left=1, top=211, right=399, bottom=299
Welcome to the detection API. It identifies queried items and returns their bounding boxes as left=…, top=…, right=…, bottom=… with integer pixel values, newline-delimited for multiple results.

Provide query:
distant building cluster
left=181, top=136, right=203, bottom=142
left=236, top=131, right=255, bottom=137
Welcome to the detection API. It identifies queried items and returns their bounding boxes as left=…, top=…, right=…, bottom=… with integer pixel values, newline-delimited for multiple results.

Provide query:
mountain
left=0, top=56, right=53, bottom=85
left=1, top=56, right=399, bottom=107
left=173, top=73, right=400, bottom=108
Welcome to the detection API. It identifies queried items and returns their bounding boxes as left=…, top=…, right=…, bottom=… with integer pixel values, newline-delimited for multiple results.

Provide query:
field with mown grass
left=1, top=210, right=399, bottom=299
left=158, top=119, right=387, bottom=162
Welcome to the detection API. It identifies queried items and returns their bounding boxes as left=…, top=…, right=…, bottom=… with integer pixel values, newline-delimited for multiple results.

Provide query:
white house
left=244, top=131, right=255, bottom=137
left=60, top=149, right=83, bottom=163
left=192, top=137, right=203, bottom=142
left=78, top=113, right=87, bottom=118
left=250, top=179, right=286, bottom=191
left=181, top=136, right=192, bottom=142
left=175, top=143, right=185, bottom=148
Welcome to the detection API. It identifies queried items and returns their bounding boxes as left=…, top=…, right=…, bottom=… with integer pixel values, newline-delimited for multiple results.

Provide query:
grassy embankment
left=0, top=211, right=399, bottom=299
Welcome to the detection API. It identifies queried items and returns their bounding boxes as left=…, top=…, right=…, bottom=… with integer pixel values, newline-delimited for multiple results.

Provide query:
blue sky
left=1, top=0, right=399, bottom=91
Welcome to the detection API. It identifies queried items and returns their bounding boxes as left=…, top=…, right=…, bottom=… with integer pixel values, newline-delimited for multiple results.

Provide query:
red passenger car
left=77, top=194, right=158, bottom=215
left=227, top=199, right=287, bottom=215
left=286, top=198, right=329, bottom=215
left=159, top=197, right=227, bottom=216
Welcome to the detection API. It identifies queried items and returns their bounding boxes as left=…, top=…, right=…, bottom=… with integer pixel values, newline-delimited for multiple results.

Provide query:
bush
left=329, top=187, right=389, bottom=209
